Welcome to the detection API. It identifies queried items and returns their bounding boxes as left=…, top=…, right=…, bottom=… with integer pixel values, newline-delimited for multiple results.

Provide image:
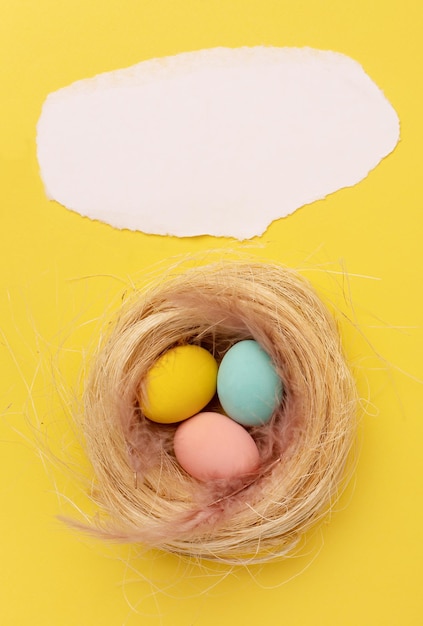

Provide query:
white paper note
left=37, top=47, right=400, bottom=239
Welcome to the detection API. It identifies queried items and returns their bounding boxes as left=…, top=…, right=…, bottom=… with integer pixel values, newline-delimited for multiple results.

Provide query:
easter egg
left=217, top=340, right=283, bottom=426
left=140, top=345, right=218, bottom=423
left=173, top=411, right=260, bottom=481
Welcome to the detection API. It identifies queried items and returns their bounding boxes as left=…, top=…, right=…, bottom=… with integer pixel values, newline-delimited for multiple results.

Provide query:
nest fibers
left=79, top=261, right=357, bottom=563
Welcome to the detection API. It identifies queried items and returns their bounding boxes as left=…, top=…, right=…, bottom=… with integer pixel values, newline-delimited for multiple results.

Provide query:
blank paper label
left=37, top=47, right=400, bottom=239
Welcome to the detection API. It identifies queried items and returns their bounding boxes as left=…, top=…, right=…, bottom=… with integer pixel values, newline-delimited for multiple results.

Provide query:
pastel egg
left=140, top=345, right=218, bottom=424
left=217, top=340, right=283, bottom=426
left=173, top=411, right=260, bottom=481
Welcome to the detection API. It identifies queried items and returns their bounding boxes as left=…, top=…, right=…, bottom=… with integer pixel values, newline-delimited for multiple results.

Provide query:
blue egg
left=217, top=340, right=283, bottom=426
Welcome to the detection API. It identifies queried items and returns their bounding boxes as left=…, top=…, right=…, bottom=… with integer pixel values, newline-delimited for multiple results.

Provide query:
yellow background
left=1, top=1, right=422, bottom=624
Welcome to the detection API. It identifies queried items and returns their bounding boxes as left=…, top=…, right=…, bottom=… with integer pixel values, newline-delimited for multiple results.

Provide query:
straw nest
left=79, top=260, right=357, bottom=563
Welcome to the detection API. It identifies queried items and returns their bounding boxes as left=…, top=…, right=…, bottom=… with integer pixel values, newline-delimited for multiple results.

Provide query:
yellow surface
left=142, top=346, right=218, bottom=423
left=0, top=1, right=422, bottom=624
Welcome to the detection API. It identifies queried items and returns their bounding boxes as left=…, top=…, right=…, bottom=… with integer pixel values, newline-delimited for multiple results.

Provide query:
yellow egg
left=140, top=345, right=218, bottom=424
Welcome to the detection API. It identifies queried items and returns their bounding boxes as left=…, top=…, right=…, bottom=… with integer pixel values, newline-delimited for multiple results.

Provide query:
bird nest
left=78, top=260, right=356, bottom=563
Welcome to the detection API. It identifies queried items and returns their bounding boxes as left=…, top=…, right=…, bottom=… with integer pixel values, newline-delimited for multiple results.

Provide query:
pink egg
left=173, top=411, right=260, bottom=481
